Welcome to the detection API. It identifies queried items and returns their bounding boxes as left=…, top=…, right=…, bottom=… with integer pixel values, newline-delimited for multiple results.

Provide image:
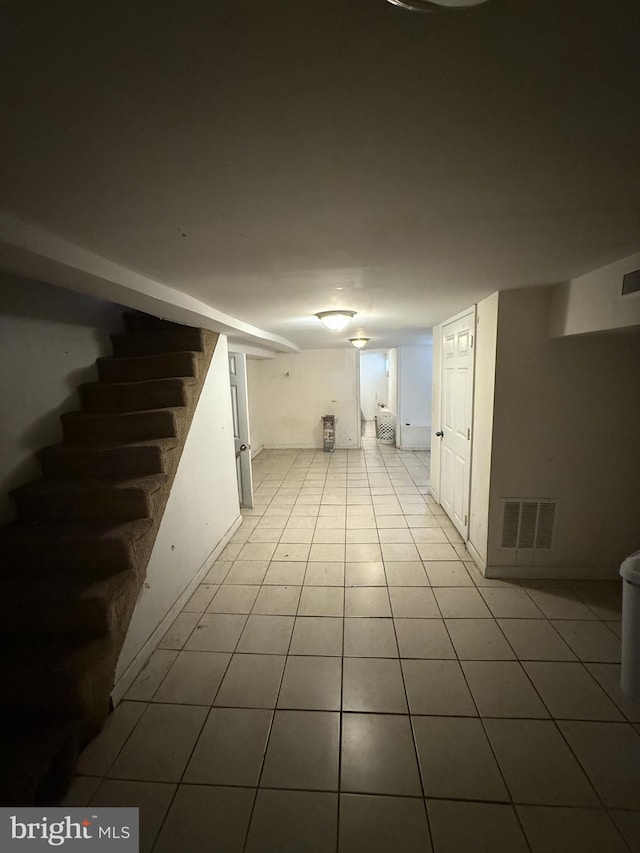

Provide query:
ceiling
left=1, top=0, right=639, bottom=350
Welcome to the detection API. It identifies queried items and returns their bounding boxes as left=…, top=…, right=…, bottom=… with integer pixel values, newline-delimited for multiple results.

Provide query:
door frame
left=228, top=350, right=254, bottom=509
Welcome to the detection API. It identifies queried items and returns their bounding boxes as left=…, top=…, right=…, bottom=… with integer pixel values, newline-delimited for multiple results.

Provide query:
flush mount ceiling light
left=315, top=310, right=357, bottom=331
left=386, top=0, right=491, bottom=10
left=349, top=338, right=371, bottom=349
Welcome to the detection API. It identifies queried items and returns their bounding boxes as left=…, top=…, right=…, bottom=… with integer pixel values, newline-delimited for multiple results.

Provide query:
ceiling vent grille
left=501, top=499, right=556, bottom=549
left=622, top=269, right=640, bottom=296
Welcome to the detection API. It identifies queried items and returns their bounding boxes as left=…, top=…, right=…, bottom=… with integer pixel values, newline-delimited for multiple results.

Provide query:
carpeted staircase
left=0, top=311, right=218, bottom=804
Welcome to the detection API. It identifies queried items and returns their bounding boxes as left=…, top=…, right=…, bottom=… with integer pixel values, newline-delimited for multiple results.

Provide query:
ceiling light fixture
left=349, top=338, right=371, bottom=349
left=386, top=0, right=491, bottom=10
left=315, top=310, right=357, bottom=332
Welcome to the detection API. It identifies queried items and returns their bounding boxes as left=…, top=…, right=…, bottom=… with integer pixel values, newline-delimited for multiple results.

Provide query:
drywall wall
left=247, top=357, right=266, bottom=457
left=397, top=345, right=432, bottom=450
left=246, top=349, right=360, bottom=449
left=360, top=352, right=388, bottom=420
left=487, top=287, right=640, bottom=577
left=550, top=252, right=640, bottom=337
left=0, top=273, right=123, bottom=523
left=467, top=292, right=499, bottom=568
left=387, top=348, right=398, bottom=419
left=115, top=335, right=240, bottom=684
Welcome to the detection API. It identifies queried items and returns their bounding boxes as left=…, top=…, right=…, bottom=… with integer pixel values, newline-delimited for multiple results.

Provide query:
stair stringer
left=113, top=333, right=241, bottom=697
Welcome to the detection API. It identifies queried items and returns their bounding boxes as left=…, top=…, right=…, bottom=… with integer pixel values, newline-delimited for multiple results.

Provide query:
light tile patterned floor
left=66, top=436, right=640, bottom=853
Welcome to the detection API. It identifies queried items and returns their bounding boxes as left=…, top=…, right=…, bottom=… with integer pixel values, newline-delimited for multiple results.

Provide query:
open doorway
left=359, top=351, right=389, bottom=438
left=228, top=351, right=254, bottom=508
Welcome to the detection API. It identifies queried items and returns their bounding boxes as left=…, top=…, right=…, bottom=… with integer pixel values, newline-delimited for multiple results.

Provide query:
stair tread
left=40, top=438, right=179, bottom=457
left=12, top=473, right=167, bottom=499
left=100, top=349, right=203, bottom=363
left=0, top=517, right=153, bottom=547
left=0, top=568, right=133, bottom=602
left=79, top=376, right=197, bottom=391
left=62, top=406, right=185, bottom=421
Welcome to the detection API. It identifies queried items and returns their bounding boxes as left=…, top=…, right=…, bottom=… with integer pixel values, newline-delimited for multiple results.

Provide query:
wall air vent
left=622, top=269, right=640, bottom=296
left=501, top=499, right=557, bottom=549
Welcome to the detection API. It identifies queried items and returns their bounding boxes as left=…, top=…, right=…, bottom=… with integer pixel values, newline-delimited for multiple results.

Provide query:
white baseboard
left=466, top=540, right=486, bottom=572
left=112, top=513, right=243, bottom=705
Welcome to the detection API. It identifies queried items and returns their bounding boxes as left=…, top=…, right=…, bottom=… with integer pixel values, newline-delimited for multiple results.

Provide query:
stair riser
left=80, top=382, right=189, bottom=413
left=62, top=411, right=178, bottom=444
left=111, top=330, right=204, bottom=357
left=4, top=542, right=138, bottom=575
left=14, top=490, right=153, bottom=523
left=0, top=600, right=111, bottom=637
left=97, top=352, right=198, bottom=383
left=40, top=449, right=167, bottom=480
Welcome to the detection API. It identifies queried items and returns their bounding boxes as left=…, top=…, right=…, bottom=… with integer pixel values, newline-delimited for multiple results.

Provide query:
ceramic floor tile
left=461, top=661, right=550, bottom=718
left=381, top=543, right=421, bottom=562
left=252, top=584, right=301, bottom=615
left=249, top=527, right=283, bottom=543
left=375, top=515, right=409, bottom=528
left=521, top=584, right=599, bottom=620
left=395, top=617, right=454, bottom=658
left=207, top=584, right=260, bottom=614
left=424, top=561, right=473, bottom=586
left=341, top=713, right=422, bottom=796
left=125, top=649, right=179, bottom=701
left=182, top=584, right=219, bottom=613
left=279, top=527, right=314, bottom=544
left=339, top=794, right=432, bottom=853
left=413, top=715, right=508, bottom=801
left=277, top=655, right=342, bottom=710
left=203, top=561, right=232, bottom=584
left=427, top=800, right=529, bottom=853
left=388, top=587, right=440, bottom=618
left=309, top=542, right=346, bottom=562
left=346, top=542, right=383, bottom=562
left=305, top=562, right=345, bottom=585
left=402, top=660, right=477, bottom=716
left=343, top=618, right=398, bottom=657
left=346, top=528, right=381, bottom=543
left=289, top=616, right=344, bottom=656
left=184, top=613, right=247, bottom=652
left=261, top=709, right=340, bottom=790
left=153, top=784, right=254, bottom=853
left=273, top=542, right=312, bottom=561
left=224, top=561, right=269, bottom=584
left=480, top=587, right=545, bottom=618
left=90, top=779, right=175, bottom=853
left=384, top=562, right=429, bottom=586
left=59, top=775, right=102, bottom=806
left=378, top=528, right=415, bottom=543
left=558, top=721, right=640, bottom=809
left=410, top=527, right=450, bottom=544
left=416, top=543, right=459, bottom=561
left=609, top=810, right=640, bottom=853
left=445, top=619, right=515, bottom=660
left=237, top=542, right=278, bottom=561
left=345, top=561, right=386, bottom=585
left=345, top=586, right=392, bottom=617
left=245, top=789, right=338, bottom=853
left=312, top=528, right=347, bottom=544
left=184, top=707, right=272, bottom=785
left=586, top=663, right=640, bottom=722
left=552, top=620, right=621, bottom=662
left=77, top=701, right=147, bottom=776
left=158, top=612, right=200, bottom=650
left=342, top=657, right=408, bottom=713
left=214, top=653, right=286, bottom=707
left=236, top=614, right=295, bottom=653
left=433, top=587, right=492, bottom=618
left=523, top=662, right=624, bottom=720
left=285, top=516, right=317, bottom=529
left=298, top=586, right=344, bottom=617
left=484, top=718, right=599, bottom=806
left=517, top=805, right=629, bottom=853
left=263, top=561, right=307, bottom=585
left=497, top=618, right=577, bottom=660
left=107, top=703, right=207, bottom=783
left=153, top=650, right=231, bottom=705
left=572, top=582, right=622, bottom=621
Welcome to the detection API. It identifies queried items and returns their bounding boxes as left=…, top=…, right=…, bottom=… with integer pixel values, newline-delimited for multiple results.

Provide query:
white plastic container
left=620, top=549, right=640, bottom=703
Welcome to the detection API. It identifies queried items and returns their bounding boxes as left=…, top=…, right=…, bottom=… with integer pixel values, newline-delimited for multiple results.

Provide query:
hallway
left=66, top=440, right=640, bottom=852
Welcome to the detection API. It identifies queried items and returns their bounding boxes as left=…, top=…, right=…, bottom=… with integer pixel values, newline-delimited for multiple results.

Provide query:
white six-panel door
left=440, top=308, right=476, bottom=539
left=229, top=352, right=254, bottom=508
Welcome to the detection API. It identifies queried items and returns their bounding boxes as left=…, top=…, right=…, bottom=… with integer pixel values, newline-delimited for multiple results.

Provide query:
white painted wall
left=397, top=345, right=432, bottom=450
left=360, top=352, right=389, bottom=421
left=550, top=252, right=640, bottom=337
left=487, top=287, right=640, bottom=577
left=115, top=336, right=240, bottom=688
left=0, top=273, right=123, bottom=523
left=467, top=292, right=498, bottom=568
left=247, top=349, right=359, bottom=449
left=387, top=348, right=398, bottom=418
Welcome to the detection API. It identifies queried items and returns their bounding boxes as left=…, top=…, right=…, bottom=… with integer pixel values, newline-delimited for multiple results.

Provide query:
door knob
left=435, top=431, right=444, bottom=438
left=240, top=444, right=248, bottom=451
